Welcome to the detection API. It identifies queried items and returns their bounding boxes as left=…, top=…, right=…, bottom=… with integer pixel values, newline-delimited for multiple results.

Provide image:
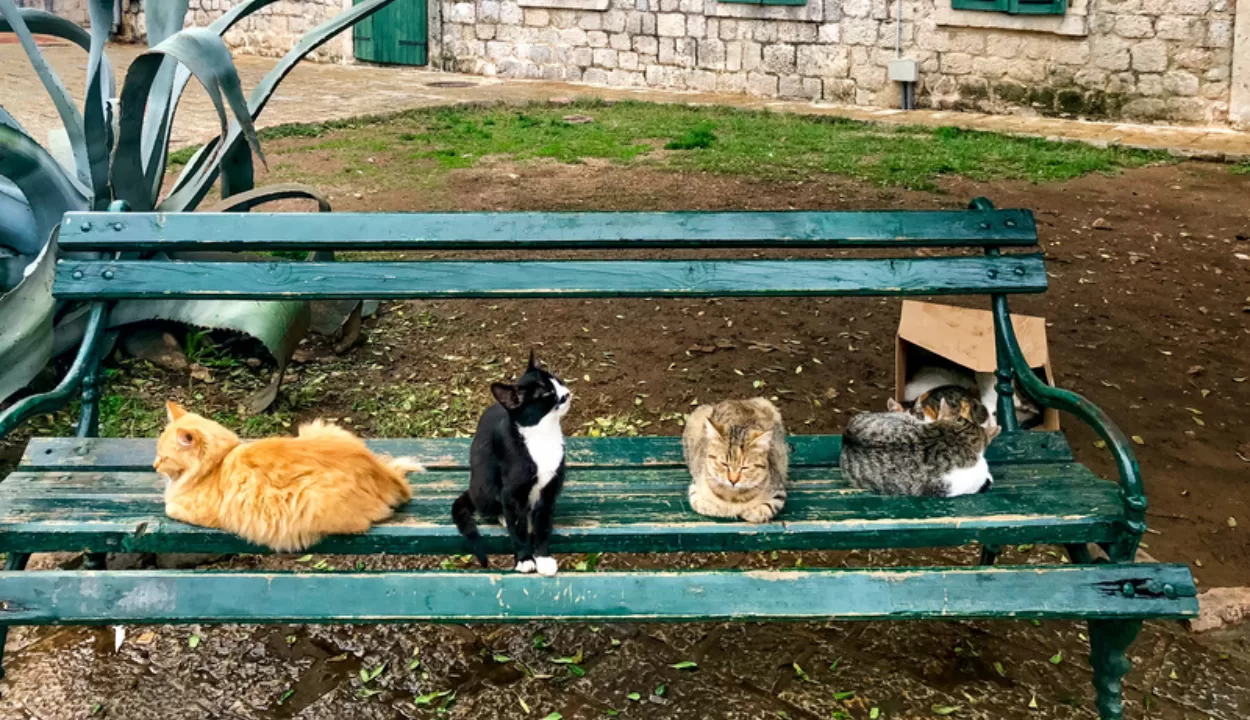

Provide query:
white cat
left=904, top=366, right=1041, bottom=429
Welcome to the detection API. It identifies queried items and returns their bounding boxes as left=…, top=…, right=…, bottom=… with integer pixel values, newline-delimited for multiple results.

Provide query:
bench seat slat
left=0, top=462, right=1124, bottom=555
left=58, top=210, right=1039, bottom=252
left=0, top=565, right=1197, bottom=625
left=53, top=256, right=1048, bottom=301
left=18, top=433, right=1075, bottom=472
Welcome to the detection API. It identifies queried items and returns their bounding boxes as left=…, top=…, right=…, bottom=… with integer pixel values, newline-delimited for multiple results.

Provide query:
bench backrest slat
left=58, top=210, right=1038, bottom=252
left=55, top=255, right=1047, bottom=300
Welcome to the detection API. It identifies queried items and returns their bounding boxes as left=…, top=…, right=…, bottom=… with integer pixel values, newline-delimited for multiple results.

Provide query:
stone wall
left=437, top=0, right=1241, bottom=125
left=117, top=0, right=354, bottom=63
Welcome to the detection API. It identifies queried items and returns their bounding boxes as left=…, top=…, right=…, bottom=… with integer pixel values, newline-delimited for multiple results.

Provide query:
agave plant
left=0, top=0, right=394, bottom=414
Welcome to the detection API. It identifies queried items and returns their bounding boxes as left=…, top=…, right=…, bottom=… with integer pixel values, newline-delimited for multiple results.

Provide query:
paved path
left=4, top=42, right=1250, bottom=161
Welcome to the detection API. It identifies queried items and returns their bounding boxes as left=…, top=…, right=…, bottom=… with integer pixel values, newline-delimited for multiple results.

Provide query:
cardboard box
left=895, top=300, right=1060, bottom=431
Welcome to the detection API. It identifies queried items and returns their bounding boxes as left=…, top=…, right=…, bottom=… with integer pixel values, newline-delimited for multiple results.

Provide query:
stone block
left=592, top=48, right=617, bottom=67
left=476, top=23, right=497, bottom=39
left=842, top=18, right=878, bottom=46
left=604, top=10, right=627, bottom=32
left=1092, top=43, right=1130, bottom=71
left=679, top=0, right=704, bottom=12
left=657, top=12, right=685, bottom=36
left=1114, top=14, right=1154, bottom=38
left=524, top=8, right=549, bottom=26
left=699, top=38, right=727, bottom=70
left=450, top=2, right=475, bottom=22
left=1073, top=67, right=1109, bottom=89
left=719, top=18, right=738, bottom=40
left=687, top=14, right=706, bottom=38
left=940, top=52, right=973, bottom=75
left=824, top=77, right=856, bottom=102
left=634, top=35, right=658, bottom=54
left=1173, top=0, right=1212, bottom=12
left=571, top=46, right=593, bottom=65
left=642, top=12, right=656, bottom=34
left=726, top=40, right=743, bottom=71
left=487, top=40, right=513, bottom=59
left=747, top=71, right=779, bottom=96
left=797, top=44, right=849, bottom=77
left=802, top=76, right=822, bottom=98
left=817, top=23, right=840, bottom=43
left=480, top=0, right=502, bottom=21
left=717, top=72, right=748, bottom=93
left=660, top=0, right=678, bottom=10
left=625, top=11, right=643, bottom=34
left=610, top=32, right=631, bottom=49
left=741, top=40, right=762, bottom=70
left=777, top=21, right=818, bottom=43
left=619, top=50, right=640, bottom=69
left=1200, top=80, right=1228, bottom=99
left=579, top=13, right=602, bottom=30
left=560, top=27, right=588, bottom=45
left=690, top=69, right=718, bottom=91
left=947, top=30, right=986, bottom=54
left=1164, top=70, right=1200, bottom=95
left=754, top=21, right=778, bottom=43
left=1136, top=73, right=1164, bottom=96
left=778, top=74, right=805, bottom=98
left=528, top=44, right=554, bottom=63
left=1165, top=96, right=1210, bottom=122
left=1205, top=19, right=1232, bottom=48
left=1130, top=39, right=1168, bottom=72
left=1155, top=15, right=1200, bottom=41
left=587, top=30, right=609, bottom=46
left=583, top=67, right=610, bottom=84
left=762, top=43, right=796, bottom=74
left=843, top=0, right=871, bottom=18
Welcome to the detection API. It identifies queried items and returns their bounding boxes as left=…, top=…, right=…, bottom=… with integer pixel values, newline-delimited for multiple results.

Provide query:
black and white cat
left=452, top=351, right=571, bottom=576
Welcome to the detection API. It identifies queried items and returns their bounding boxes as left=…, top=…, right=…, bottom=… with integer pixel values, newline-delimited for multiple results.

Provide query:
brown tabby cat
left=682, top=398, right=789, bottom=523
left=155, top=402, right=420, bottom=551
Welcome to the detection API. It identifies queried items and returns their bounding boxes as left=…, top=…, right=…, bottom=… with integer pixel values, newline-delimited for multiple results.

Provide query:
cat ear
left=749, top=431, right=772, bottom=450
left=176, top=428, right=199, bottom=448
left=887, top=397, right=905, bottom=413
left=705, top=418, right=726, bottom=440
left=491, top=383, right=523, bottom=410
left=166, top=401, right=187, bottom=422
left=984, top=423, right=1002, bottom=442
left=527, top=349, right=538, bottom=371
left=959, top=399, right=974, bottom=420
left=936, top=399, right=957, bottom=421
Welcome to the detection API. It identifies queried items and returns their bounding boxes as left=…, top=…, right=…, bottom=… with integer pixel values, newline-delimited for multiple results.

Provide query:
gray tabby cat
left=682, top=398, right=789, bottom=523
left=841, top=399, right=1000, bottom=497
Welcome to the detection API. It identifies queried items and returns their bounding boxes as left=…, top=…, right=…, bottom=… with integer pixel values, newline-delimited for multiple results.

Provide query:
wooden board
left=0, top=565, right=1197, bottom=625
left=53, top=256, right=1048, bottom=301
left=58, top=210, right=1039, bottom=252
left=19, top=432, right=1075, bottom=472
left=1, top=457, right=1125, bottom=555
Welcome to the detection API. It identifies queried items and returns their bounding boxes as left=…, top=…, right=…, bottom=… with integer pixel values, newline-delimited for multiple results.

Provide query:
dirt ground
left=3, top=156, right=1250, bottom=720
left=255, top=154, right=1250, bottom=588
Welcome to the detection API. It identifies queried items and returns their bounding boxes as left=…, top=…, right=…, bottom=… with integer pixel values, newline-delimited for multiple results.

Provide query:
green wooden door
left=353, top=0, right=428, bottom=66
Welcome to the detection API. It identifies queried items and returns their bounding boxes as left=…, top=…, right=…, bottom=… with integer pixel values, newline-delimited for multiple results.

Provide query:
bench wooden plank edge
left=58, top=210, right=1040, bottom=252
left=17, top=432, right=1076, bottom=472
left=0, top=565, right=1197, bottom=625
left=0, top=515, right=1123, bottom=555
left=53, top=256, right=1049, bottom=301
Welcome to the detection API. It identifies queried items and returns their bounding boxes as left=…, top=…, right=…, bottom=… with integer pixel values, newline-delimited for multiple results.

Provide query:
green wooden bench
left=0, top=201, right=1195, bottom=719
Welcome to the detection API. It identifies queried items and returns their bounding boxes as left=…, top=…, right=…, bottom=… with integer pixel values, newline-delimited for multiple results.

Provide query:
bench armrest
left=992, top=296, right=1146, bottom=562
left=0, top=302, right=110, bottom=440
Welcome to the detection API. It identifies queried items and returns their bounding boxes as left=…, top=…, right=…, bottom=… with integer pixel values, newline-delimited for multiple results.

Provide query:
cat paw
left=739, top=505, right=777, bottom=524
left=535, top=556, right=558, bottom=576
left=515, top=559, right=536, bottom=574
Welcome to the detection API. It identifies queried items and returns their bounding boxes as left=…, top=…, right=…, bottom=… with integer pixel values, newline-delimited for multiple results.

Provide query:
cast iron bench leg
left=978, top=545, right=1001, bottom=566
left=1089, top=619, right=1142, bottom=720
left=79, top=338, right=109, bottom=573
left=0, top=552, right=31, bottom=680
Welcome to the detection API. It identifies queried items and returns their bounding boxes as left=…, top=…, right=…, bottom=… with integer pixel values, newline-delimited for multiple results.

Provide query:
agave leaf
left=110, top=294, right=309, bottom=413
left=0, top=125, right=89, bottom=253
left=199, top=182, right=331, bottom=213
left=84, top=0, right=116, bottom=208
left=138, top=0, right=188, bottom=169
left=113, top=28, right=263, bottom=211
left=144, top=0, right=285, bottom=202
left=0, top=233, right=56, bottom=404
left=0, top=105, right=24, bottom=133
left=163, top=0, right=398, bottom=210
left=0, top=1, right=91, bottom=192
left=0, top=182, right=36, bottom=289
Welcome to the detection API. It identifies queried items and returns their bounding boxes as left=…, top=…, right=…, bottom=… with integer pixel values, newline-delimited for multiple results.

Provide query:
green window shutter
left=951, top=0, right=1009, bottom=11
left=952, top=0, right=1065, bottom=13
left=1009, top=0, right=1066, bottom=14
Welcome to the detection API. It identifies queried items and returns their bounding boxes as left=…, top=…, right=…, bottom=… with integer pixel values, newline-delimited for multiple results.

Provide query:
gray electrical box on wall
left=888, top=59, right=919, bottom=83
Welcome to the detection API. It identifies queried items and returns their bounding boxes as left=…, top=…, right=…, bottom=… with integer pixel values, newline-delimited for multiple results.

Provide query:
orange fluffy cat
left=155, top=401, right=420, bottom=552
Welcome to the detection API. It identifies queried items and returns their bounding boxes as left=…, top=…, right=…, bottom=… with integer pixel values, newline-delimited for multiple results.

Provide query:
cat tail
left=383, top=456, right=422, bottom=502
left=451, top=491, right=489, bottom=568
